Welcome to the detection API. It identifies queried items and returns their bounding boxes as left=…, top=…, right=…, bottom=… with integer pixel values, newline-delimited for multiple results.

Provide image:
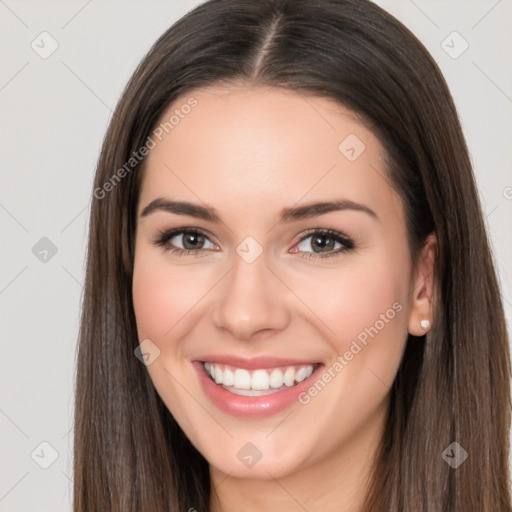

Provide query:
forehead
left=138, top=84, right=401, bottom=224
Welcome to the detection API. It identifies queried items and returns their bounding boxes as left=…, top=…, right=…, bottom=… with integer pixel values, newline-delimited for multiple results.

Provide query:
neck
left=209, top=398, right=388, bottom=512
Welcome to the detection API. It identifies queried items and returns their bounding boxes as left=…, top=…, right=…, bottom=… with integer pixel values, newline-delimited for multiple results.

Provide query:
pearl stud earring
left=420, top=319, right=430, bottom=330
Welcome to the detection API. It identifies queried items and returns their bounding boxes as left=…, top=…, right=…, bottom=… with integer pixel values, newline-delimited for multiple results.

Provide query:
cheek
left=131, top=253, right=201, bottom=421
left=132, top=252, right=203, bottom=342
left=293, top=254, right=409, bottom=344
left=287, top=247, right=412, bottom=396
left=133, top=264, right=174, bottom=340
left=324, top=250, right=411, bottom=394
left=336, top=267, right=406, bottom=341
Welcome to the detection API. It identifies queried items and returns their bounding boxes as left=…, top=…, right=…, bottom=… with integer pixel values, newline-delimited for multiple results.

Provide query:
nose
left=212, top=253, right=291, bottom=341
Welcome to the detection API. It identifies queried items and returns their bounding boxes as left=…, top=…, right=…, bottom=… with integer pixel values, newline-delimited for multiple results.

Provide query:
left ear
left=408, top=232, right=437, bottom=336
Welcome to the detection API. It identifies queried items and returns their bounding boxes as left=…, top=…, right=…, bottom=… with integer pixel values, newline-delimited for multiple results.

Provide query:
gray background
left=1, top=1, right=511, bottom=510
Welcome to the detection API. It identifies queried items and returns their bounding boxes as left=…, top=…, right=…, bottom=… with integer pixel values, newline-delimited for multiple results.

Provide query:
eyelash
left=151, top=227, right=355, bottom=260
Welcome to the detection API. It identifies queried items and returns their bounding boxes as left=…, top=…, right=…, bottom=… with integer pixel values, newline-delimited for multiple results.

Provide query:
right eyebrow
left=139, top=198, right=221, bottom=222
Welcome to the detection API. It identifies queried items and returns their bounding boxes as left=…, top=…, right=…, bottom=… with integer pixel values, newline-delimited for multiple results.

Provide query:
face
left=132, top=84, right=427, bottom=480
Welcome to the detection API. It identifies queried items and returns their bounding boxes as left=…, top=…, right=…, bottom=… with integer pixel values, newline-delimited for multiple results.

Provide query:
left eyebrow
left=139, top=197, right=378, bottom=223
left=278, top=199, right=378, bottom=223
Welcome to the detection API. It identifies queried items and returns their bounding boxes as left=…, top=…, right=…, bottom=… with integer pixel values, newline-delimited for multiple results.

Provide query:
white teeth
left=283, top=367, right=295, bottom=387
left=202, top=362, right=316, bottom=391
left=269, top=368, right=284, bottom=388
left=223, top=367, right=234, bottom=386
left=233, top=369, right=251, bottom=389
left=295, top=366, right=306, bottom=383
left=214, top=366, right=223, bottom=384
left=251, top=369, right=269, bottom=390
left=226, top=386, right=286, bottom=396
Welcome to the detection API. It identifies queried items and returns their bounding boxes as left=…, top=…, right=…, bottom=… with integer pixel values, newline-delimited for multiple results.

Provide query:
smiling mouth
left=202, top=362, right=320, bottom=396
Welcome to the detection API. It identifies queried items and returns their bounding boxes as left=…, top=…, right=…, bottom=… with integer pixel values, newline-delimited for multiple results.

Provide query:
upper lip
left=195, top=355, right=320, bottom=369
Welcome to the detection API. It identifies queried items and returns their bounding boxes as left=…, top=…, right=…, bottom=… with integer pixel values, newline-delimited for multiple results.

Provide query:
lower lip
left=193, top=361, right=323, bottom=419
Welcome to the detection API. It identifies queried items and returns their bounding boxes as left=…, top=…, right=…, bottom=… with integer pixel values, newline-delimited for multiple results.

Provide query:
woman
left=74, top=0, right=511, bottom=510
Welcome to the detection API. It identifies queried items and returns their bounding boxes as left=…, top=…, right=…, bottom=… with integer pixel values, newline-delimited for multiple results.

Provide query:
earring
left=420, top=319, right=430, bottom=331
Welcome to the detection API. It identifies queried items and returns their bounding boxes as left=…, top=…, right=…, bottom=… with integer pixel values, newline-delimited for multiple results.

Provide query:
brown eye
left=177, top=231, right=206, bottom=250
left=152, top=228, right=218, bottom=256
left=293, top=229, right=355, bottom=259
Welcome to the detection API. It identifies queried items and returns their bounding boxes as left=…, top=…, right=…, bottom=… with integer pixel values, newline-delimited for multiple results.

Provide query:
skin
left=132, top=84, right=436, bottom=512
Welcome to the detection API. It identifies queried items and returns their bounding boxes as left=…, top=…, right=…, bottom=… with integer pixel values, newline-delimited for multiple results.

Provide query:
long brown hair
left=74, top=1, right=511, bottom=510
